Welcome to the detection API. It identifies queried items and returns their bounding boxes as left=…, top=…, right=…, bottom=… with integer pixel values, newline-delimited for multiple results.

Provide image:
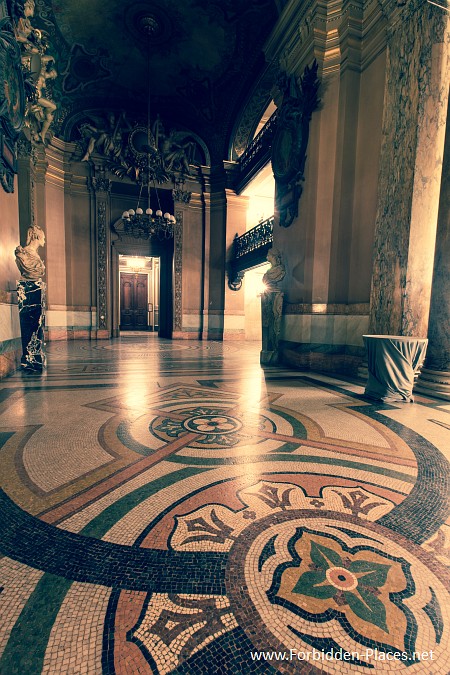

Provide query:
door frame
left=111, top=235, right=174, bottom=338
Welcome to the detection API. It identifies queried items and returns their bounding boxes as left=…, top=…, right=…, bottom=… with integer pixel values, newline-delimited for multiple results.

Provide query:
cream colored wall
left=0, top=179, right=21, bottom=378
left=244, top=265, right=269, bottom=340
left=0, top=180, right=20, bottom=293
left=349, top=52, right=386, bottom=303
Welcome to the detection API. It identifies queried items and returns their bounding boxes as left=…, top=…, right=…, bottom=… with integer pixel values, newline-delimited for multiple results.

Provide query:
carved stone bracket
left=227, top=269, right=245, bottom=292
left=271, top=61, right=320, bottom=227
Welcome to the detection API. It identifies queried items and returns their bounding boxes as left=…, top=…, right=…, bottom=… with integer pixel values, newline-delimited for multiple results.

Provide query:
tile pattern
left=0, top=337, right=449, bottom=674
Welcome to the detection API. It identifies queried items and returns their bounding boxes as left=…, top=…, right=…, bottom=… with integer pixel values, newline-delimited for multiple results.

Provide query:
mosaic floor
left=0, top=336, right=449, bottom=674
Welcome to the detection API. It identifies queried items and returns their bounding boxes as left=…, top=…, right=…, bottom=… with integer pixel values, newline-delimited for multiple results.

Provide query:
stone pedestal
left=260, top=291, right=284, bottom=365
left=17, top=280, right=46, bottom=371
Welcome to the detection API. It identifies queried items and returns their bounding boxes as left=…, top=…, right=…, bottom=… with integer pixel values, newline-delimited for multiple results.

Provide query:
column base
left=414, top=368, right=450, bottom=401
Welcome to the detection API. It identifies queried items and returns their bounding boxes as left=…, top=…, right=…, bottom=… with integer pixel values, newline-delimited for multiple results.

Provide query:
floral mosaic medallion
left=225, top=511, right=450, bottom=673
left=150, top=405, right=275, bottom=448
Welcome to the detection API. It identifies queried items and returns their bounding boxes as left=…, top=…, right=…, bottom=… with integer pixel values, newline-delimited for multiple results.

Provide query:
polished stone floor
left=0, top=336, right=449, bottom=674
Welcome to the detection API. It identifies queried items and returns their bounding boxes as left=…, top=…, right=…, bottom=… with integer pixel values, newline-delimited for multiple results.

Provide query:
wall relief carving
left=76, top=111, right=206, bottom=187
left=271, top=61, right=320, bottom=228
left=0, top=8, right=26, bottom=191
left=13, top=0, right=60, bottom=145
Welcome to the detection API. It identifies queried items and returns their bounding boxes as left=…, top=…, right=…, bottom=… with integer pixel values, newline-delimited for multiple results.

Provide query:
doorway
left=119, top=255, right=160, bottom=332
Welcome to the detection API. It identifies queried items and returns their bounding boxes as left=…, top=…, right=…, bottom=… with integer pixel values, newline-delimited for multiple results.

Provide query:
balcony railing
left=228, top=216, right=274, bottom=290
left=234, top=216, right=274, bottom=258
left=236, top=110, right=278, bottom=193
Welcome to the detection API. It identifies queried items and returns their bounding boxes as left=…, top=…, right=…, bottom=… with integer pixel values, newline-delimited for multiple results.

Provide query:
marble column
left=369, top=1, right=449, bottom=338
left=415, top=112, right=450, bottom=400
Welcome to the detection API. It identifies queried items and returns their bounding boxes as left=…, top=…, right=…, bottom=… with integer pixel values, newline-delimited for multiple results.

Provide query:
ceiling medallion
left=124, top=3, right=173, bottom=47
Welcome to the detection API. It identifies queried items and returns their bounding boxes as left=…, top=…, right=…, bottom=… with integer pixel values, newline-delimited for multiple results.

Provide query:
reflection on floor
left=0, top=337, right=449, bottom=674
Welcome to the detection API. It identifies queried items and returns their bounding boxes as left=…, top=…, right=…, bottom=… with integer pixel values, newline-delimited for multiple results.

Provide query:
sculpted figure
left=30, top=56, right=58, bottom=142
left=162, top=130, right=194, bottom=175
left=262, top=248, right=285, bottom=289
left=15, top=225, right=45, bottom=280
left=80, top=112, right=129, bottom=162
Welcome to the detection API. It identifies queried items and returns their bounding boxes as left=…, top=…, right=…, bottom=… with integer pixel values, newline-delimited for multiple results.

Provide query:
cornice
left=263, top=0, right=427, bottom=77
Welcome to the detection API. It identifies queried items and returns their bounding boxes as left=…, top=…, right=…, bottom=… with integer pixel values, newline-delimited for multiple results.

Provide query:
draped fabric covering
left=17, top=280, right=46, bottom=371
left=364, top=335, right=428, bottom=402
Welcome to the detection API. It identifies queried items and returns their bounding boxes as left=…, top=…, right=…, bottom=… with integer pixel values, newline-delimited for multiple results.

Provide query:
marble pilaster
left=200, top=166, right=227, bottom=341
left=369, top=1, right=450, bottom=338
left=224, top=190, right=248, bottom=340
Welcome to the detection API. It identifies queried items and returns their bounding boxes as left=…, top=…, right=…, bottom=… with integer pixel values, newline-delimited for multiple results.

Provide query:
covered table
left=363, top=335, right=428, bottom=402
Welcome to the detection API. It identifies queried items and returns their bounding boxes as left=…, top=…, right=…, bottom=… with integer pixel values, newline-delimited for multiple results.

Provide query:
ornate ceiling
left=32, top=0, right=280, bottom=162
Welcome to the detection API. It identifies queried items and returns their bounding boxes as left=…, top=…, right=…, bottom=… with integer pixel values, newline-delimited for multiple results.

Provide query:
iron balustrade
left=233, top=216, right=274, bottom=258
left=236, top=110, right=278, bottom=192
left=228, top=216, right=274, bottom=290
left=239, top=110, right=278, bottom=171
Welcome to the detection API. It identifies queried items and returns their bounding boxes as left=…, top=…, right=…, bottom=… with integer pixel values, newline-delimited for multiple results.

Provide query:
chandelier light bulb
left=128, top=209, right=135, bottom=216
left=164, top=212, right=170, bottom=219
left=136, top=207, right=143, bottom=215
left=146, top=207, right=153, bottom=215
left=156, top=209, right=162, bottom=217
left=122, top=211, right=130, bottom=219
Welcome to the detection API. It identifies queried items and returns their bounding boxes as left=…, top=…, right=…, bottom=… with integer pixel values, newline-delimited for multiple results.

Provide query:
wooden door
left=120, top=273, right=148, bottom=330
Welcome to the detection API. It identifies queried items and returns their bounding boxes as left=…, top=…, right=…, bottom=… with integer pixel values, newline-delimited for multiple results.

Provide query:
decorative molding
left=284, top=303, right=370, bottom=315
left=97, top=200, right=107, bottom=330
left=231, top=60, right=279, bottom=160
left=174, top=211, right=183, bottom=331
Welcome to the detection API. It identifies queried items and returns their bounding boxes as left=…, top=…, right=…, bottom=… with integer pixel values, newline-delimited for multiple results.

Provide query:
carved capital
left=91, top=176, right=111, bottom=193
left=172, top=186, right=192, bottom=203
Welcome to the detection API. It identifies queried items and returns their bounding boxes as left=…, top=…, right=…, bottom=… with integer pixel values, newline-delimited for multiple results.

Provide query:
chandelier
left=120, top=15, right=175, bottom=239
